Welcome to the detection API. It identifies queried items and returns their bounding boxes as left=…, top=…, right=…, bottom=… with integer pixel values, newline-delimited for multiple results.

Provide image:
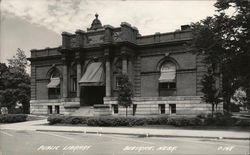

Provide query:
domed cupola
left=88, top=13, right=103, bottom=31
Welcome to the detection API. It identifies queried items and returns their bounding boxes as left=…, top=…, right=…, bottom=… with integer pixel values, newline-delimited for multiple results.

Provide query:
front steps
left=70, top=106, right=94, bottom=116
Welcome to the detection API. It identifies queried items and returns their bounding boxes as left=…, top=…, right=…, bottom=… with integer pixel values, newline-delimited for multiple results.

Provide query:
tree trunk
left=246, top=80, right=250, bottom=110
left=224, top=95, right=231, bottom=113
left=212, top=103, right=214, bottom=118
left=126, top=107, right=128, bottom=117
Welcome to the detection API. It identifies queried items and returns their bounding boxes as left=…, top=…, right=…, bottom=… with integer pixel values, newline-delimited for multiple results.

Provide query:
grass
left=132, top=124, right=250, bottom=132
left=26, top=115, right=47, bottom=121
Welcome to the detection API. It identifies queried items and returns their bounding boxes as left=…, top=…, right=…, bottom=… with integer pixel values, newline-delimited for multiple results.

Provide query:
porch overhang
left=47, top=77, right=60, bottom=88
left=79, top=62, right=104, bottom=86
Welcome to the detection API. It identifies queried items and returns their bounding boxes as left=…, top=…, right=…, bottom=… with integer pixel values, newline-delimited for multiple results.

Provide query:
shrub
left=47, top=114, right=248, bottom=127
left=235, top=120, right=250, bottom=127
left=214, top=116, right=237, bottom=126
left=86, top=117, right=131, bottom=126
left=197, top=113, right=207, bottom=119
left=0, top=114, right=27, bottom=123
left=189, top=117, right=203, bottom=126
left=128, top=117, right=146, bottom=126
left=155, top=116, right=169, bottom=125
left=47, top=115, right=90, bottom=125
left=203, top=117, right=214, bottom=126
left=70, top=116, right=89, bottom=124
left=174, top=118, right=191, bottom=127
left=200, top=112, right=241, bottom=126
left=47, top=115, right=64, bottom=125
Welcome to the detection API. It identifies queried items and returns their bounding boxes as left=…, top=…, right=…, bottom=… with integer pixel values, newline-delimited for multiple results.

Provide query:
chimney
left=181, top=25, right=190, bottom=31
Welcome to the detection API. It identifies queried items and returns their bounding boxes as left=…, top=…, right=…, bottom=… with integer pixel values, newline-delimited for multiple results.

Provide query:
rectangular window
left=159, top=82, right=176, bottom=89
left=133, top=104, right=137, bottom=116
left=48, top=106, right=52, bottom=114
left=55, top=105, right=60, bottom=114
left=169, top=104, right=176, bottom=114
left=48, top=88, right=60, bottom=99
left=71, top=77, right=77, bottom=92
left=115, top=76, right=122, bottom=89
left=159, top=82, right=176, bottom=96
left=159, top=104, right=165, bottom=114
left=112, top=104, right=118, bottom=114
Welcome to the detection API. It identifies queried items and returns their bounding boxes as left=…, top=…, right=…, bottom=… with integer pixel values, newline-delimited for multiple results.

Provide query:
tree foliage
left=0, top=49, right=30, bottom=114
left=232, top=88, right=248, bottom=110
left=117, top=74, right=133, bottom=117
left=201, top=70, right=221, bottom=117
left=191, top=0, right=250, bottom=112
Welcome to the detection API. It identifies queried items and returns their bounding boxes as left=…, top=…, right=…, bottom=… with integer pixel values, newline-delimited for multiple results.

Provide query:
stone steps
left=70, top=106, right=94, bottom=116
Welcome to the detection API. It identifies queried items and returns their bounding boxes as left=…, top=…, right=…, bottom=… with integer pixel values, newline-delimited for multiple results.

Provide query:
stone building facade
left=29, top=14, right=222, bottom=116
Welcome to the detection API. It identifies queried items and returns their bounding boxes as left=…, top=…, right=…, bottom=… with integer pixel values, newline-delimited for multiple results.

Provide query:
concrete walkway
left=0, top=119, right=249, bottom=140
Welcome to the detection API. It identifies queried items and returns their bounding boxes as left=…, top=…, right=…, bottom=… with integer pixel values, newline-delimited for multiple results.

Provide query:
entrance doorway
left=80, top=86, right=105, bottom=106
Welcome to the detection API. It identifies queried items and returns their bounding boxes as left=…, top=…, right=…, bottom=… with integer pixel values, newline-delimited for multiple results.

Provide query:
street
left=0, top=129, right=249, bottom=155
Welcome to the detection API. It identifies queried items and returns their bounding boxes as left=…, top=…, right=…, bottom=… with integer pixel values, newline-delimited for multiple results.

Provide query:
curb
left=36, top=129, right=250, bottom=140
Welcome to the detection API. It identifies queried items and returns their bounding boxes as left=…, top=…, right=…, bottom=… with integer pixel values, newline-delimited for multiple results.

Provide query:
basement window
left=169, top=104, right=176, bottom=114
left=112, top=104, right=118, bottom=114
left=55, top=105, right=60, bottom=114
left=133, top=104, right=137, bottom=116
left=48, top=105, right=52, bottom=114
left=159, top=104, right=165, bottom=114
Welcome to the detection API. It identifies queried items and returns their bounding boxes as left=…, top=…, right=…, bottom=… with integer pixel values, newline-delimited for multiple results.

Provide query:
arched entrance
left=80, top=86, right=105, bottom=106
left=79, top=62, right=105, bottom=106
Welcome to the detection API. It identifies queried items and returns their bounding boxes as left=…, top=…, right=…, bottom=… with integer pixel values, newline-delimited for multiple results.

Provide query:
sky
left=0, top=0, right=218, bottom=64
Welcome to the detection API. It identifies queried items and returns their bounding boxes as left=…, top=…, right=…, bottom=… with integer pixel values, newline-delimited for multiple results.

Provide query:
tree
left=190, top=0, right=250, bottom=113
left=232, top=88, right=248, bottom=111
left=201, top=70, right=221, bottom=118
left=8, top=48, right=29, bottom=73
left=117, top=74, right=133, bottom=117
left=0, top=49, right=30, bottom=114
left=214, top=0, right=250, bottom=110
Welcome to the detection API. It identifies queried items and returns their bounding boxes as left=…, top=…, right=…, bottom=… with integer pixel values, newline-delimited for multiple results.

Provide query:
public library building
left=28, top=14, right=222, bottom=116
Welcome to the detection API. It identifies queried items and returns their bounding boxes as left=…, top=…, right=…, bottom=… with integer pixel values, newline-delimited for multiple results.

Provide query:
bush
left=86, top=117, right=142, bottom=127
left=235, top=120, right=250, bottom=127
left=0, top=114, right=27, bottom=123
left=70, top=116, right=89, bottom=124
left=47, top=114, right=249, bottom=127
left=197, top=113, right=207, bottom=119
left=47, top=115, right=90, bottom=125
left=201, top=112, right=241, bottom=126
left=47, top=115, right=64, bottom=125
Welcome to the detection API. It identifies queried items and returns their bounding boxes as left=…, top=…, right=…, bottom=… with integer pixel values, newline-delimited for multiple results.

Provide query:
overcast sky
left=0, top=0, right=217, bottom=64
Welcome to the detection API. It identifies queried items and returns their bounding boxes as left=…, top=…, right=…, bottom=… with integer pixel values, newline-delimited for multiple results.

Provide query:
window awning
left=47, top=77, right=60, bottom=88
left=79, top=62, right=104, bottom=86
left=159, top=62, right=176, bottom=83
left=159, top=71, right=176, bottom=82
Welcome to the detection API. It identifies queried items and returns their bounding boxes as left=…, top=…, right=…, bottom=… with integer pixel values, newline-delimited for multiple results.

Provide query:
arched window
left=47, top=68, right=61, bottom=99
left=159, top=61, right=176, bottom=96
left=50, top=69, right=60, bottom=78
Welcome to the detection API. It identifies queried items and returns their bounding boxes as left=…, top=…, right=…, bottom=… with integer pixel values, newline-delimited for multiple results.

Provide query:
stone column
left=76, top=52, right=81, bottom=98
left=62, top=55, right=68, bottom=98
left=121, top=47, right=128, bottom=74
left=105, top=49, right=111, bottom=97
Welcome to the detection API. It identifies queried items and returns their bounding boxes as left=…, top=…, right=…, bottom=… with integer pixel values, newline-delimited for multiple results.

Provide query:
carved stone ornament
left=113, top=32, right=122, bottom=41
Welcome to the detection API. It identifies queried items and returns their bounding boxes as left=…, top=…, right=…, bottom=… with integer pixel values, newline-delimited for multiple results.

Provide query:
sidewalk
left=0, top=119, right=249, bottom=140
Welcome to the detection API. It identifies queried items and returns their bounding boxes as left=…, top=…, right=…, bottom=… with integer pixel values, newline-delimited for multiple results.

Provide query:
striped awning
left=47, top=77, right=60, bottom=88
left=159, top=62, right=176, bottom=83
left=159, top=71, right=176, bottom=82
left=79, top=62, right=104, bottom=86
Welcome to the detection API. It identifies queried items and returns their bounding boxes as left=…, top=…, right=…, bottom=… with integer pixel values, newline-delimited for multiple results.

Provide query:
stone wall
left=103, top=96, right=223, bottom=116
left=139, top=49, right=197, bottom=97
left=30, top=100, right=65, bottom=114
left=30, top=100, right=80, bottom=115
